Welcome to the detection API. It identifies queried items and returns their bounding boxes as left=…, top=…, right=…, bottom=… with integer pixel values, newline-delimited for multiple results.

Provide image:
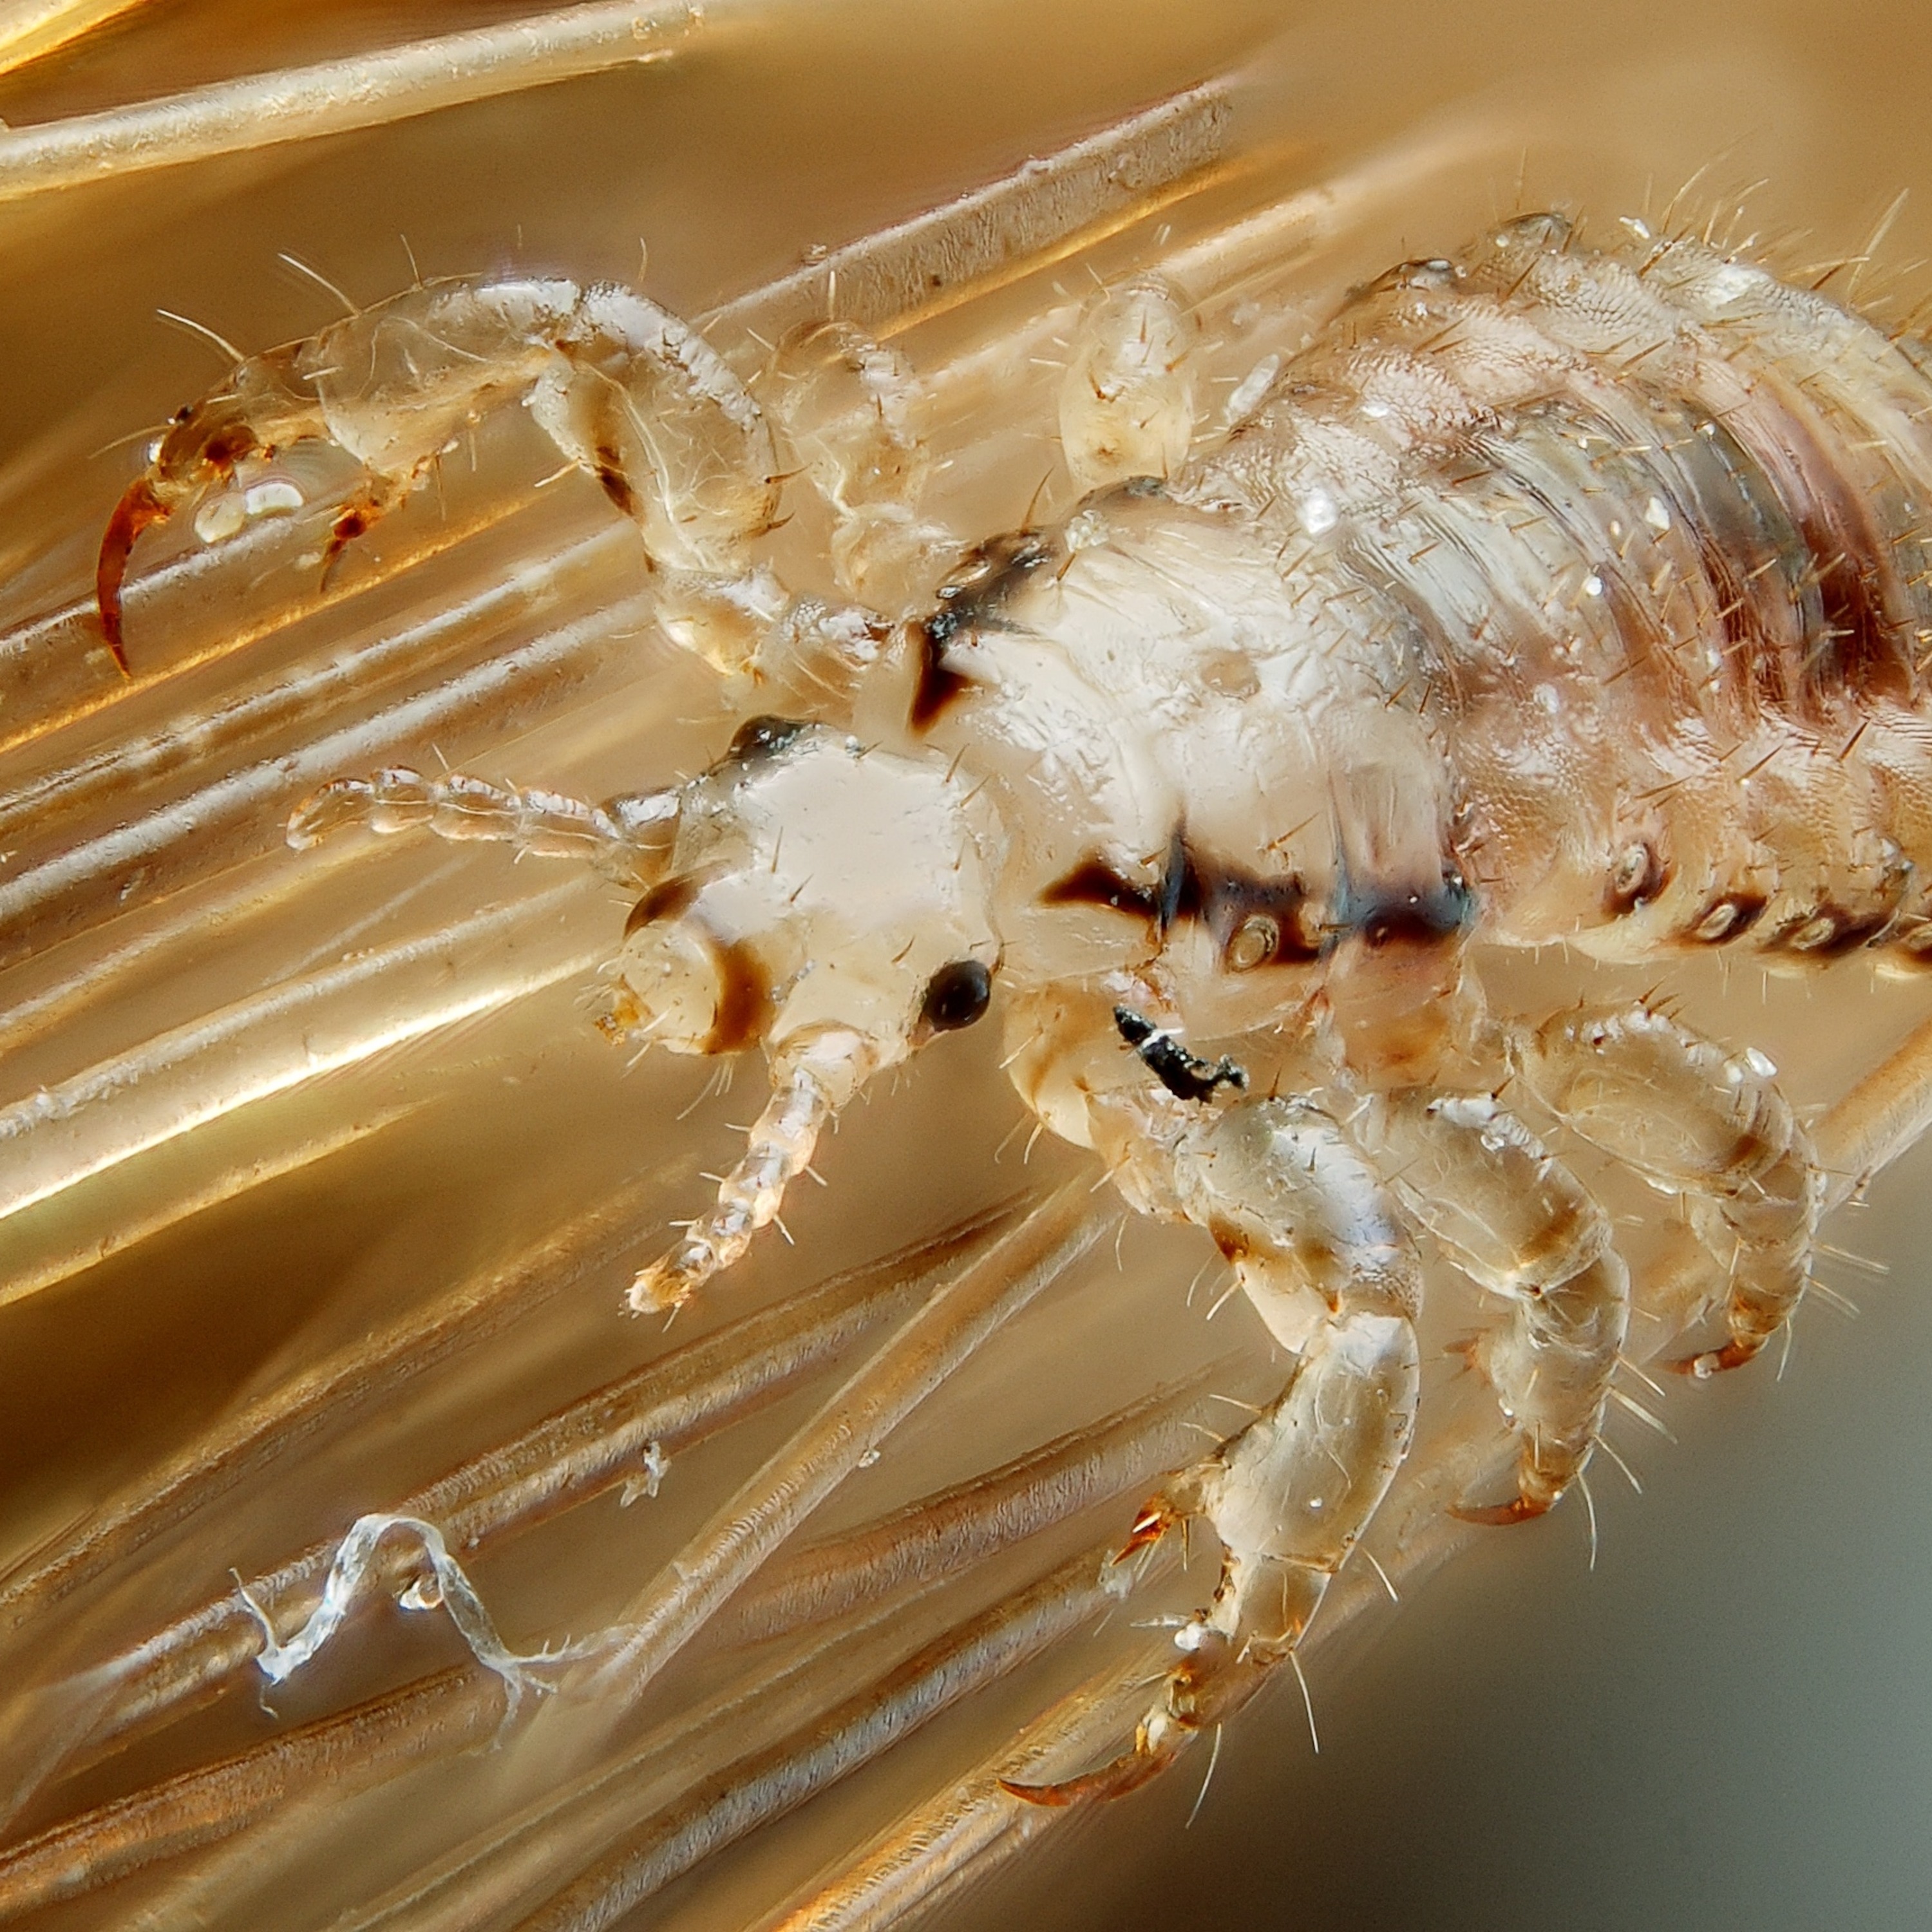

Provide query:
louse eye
left=1225, top=914, right=1280, bottom=971
left=920, top=959, right=992, bottom=1031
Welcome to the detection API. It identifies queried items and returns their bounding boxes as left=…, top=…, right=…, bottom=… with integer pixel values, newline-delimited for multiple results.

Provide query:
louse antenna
left=154, top=308, right=244, bottom=366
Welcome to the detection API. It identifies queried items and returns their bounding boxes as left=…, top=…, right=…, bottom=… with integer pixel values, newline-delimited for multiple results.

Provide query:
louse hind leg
left=1517, top=1001, right=1822, bottom=1379
left=1358, top=1091, right=1631, bottom=1523
left=286, top=764, right=679, bottom=886
left=1008, top=1094, right=1421, bottom=1803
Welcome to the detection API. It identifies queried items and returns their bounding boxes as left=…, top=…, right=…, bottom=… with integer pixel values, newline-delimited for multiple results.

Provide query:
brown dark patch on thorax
left=909, top=528, right=1063, bottom=732
left=1041, top=858, right=1164, bottom=923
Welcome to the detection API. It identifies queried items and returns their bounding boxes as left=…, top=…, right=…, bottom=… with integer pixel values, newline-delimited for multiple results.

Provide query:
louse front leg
left=286, top=764, right=679, bottom=886
left=1005, top=1027, right=1421, bottom=1800
left=1357, top=1092, right=1630, bottom=1522
left=1517, top=1002, right=1822, bottom=1379
left=99, top=278, right=781, bottom=671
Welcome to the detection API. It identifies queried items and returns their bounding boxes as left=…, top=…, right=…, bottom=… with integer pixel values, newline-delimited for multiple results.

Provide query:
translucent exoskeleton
left=5, top=7, right=1932, bottom=1931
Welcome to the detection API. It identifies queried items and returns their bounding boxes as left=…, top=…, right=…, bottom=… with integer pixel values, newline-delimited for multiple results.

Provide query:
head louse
left=8, top=25, right=1932, bottom=1932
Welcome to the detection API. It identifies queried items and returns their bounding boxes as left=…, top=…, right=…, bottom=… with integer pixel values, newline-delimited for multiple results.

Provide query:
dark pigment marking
left=1764, top=901, right=1897, bottom=960
left=1046, top=835, right=1468, bottom=966
left=1041, top=859, right=1163, bottom=923
left=1605, top=841, right=1669, bottom=916
left=620, top=873, right=772, bottom=1052
left=1683, top=891, right=1768, bottom=946
left=593, top=440, right=641, bottom=519
left=705, top=940, right=772, bottom=1054
left=625, top=871, right=701, bottom=937
left=910, top=529, right=1063, bottom=730
left=1113, top=1006, right=1247, bottom=1104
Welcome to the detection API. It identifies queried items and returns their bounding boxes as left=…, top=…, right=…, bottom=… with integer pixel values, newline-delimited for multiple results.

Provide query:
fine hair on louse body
left=20, top=134, right=1932, bottom=1926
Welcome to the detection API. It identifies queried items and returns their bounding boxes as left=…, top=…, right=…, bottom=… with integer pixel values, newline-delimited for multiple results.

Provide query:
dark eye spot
left=920, top=959, right=992, bottom=1032
left=726, top=715, right=811, bottom=763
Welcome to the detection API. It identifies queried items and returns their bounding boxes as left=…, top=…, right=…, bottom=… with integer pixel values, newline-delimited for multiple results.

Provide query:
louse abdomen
left=1182, top=211, right=1932, bottom=969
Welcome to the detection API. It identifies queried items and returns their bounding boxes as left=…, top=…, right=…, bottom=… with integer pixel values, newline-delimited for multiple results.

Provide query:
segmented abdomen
left=1183, top=211, right=1932, bottom=965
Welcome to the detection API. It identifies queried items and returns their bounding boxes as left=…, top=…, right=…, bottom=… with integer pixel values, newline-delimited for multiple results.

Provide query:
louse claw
left=1671, top=1338, right=1765, bottom=1378
left=1115, top=1493, right=1179, bottom=1561
left=1449, top=1493, right=1553, bottom=1527
left=94, top=475, right=168, bottom=674
left=999, top=1733, right=1178, bottom=1807
left=30, top=65, right=1931, bottom=1918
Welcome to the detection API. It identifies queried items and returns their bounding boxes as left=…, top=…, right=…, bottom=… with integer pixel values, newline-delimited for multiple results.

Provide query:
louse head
left=601, top=717, right=1001, bottom=1069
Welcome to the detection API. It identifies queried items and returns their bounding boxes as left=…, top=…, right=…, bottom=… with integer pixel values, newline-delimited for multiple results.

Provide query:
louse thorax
left=880, top=478, right=1476, bottom=1086
left=601, top=718, right=1002, bottom=1072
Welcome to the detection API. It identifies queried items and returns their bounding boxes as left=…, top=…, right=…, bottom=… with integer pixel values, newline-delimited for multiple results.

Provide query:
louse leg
left=1810, top=1004, right=1932, bottom=1208
left=286, top=764, right=679, bottom=886
left=1009, top=1094, right=1421, bottom=1803
left=59, top=74, right=1239, bottom=694
left=1358, top=1092, right=1630, bottom=1523
left=756, top=321, right=962, bottom=618
left=1057, top=275, right=1198, bottom=493
left=97, top=278, right=779, bottom=668
left=793, top=975, right=1932, bottom=1931
left=1516, top=1001, right=1822, bottom=1379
